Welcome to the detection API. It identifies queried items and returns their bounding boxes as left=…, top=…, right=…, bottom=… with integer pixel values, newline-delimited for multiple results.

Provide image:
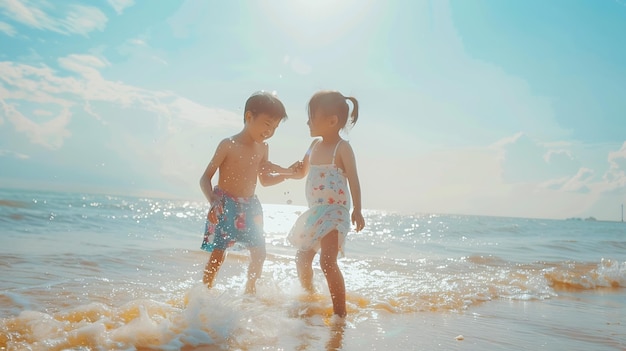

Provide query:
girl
left=288, top=90, right=365, bottom=318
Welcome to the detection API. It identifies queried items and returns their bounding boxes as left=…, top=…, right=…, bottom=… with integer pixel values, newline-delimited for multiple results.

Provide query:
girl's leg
left=203, top=249, right=225, bottom=288
left=245, top=245, right=266, bottom=294
left=320, top=230, right=346, bottom=317
left=296, top=249, right=316, bottom=293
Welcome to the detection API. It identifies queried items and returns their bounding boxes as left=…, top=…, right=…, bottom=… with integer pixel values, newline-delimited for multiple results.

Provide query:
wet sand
left=180, top=289, right=625, bottom=350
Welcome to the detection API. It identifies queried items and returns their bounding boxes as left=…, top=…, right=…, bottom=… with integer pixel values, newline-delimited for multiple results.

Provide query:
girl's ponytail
left=346, top=96, right=359, bottom=125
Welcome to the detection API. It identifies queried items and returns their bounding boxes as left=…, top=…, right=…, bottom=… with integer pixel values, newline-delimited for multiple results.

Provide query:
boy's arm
left=200, top=139, right=228, bottom=203
left=261, top=162, right=293, bottom=175
left=258, top=142, right=297, bottom=186
left=339, top=143, right=365, bottom=232
left=258, top=140, right=315, bottom=186
left=258, top=143, right=282, bottom=186
left=259, top=162, right=294, bottom=186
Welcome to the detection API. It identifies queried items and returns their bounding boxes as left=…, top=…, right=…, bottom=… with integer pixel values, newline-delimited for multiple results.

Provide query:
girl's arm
left=338, top=142, right=365, bottom=232
left=288, top=140, right=316, bottom=180
left=200, top=139, right=229, bottom=204
left=258, top=143, right=299, bottom=186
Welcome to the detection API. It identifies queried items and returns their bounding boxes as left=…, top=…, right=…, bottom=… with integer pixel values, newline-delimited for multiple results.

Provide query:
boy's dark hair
left=244, top=91, right=288, bottom=122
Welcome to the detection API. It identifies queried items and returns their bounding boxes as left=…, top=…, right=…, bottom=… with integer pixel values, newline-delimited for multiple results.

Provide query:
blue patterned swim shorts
left=201, top=187, right=264, bottom=252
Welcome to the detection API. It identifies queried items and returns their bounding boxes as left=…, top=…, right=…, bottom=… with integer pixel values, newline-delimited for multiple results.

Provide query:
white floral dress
left=288, top=140, right=351, bottom=255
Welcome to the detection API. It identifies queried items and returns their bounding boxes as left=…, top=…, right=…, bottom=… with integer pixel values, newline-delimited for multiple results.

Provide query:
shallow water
left=0, top=188, right=624, bottom=350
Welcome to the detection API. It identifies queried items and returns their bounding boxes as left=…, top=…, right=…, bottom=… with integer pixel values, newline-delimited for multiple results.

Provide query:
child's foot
left=324, top=314, right=346, bottom=326
left=244, top=280, right=256, bottom=295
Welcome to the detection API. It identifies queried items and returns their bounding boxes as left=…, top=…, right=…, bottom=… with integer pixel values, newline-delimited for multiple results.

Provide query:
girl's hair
left=307, top=90, right=359, bottom=129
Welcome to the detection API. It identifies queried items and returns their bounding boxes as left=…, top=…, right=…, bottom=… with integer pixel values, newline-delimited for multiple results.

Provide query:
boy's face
left=246, top=112, right=281, bottom=142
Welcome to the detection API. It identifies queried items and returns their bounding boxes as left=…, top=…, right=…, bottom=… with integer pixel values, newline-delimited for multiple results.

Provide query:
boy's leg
left=320, top=230, right=346, bottom=318
left=245, top=245, right=266, bottom=294
left=296, top=249, right=316, bottom=293
left=203, top=249, right=225, bottom=288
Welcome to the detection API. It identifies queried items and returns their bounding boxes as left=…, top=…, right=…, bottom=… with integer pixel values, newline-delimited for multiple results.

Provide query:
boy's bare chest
left=225, top=146, right=264, bottom=168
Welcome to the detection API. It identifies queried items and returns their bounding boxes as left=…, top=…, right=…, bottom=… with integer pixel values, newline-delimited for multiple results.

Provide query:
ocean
left=0, top=187, right=624, bottom=351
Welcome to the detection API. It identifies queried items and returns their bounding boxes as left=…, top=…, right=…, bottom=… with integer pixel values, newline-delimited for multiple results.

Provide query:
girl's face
left=307, top=109, right=332, bottom=137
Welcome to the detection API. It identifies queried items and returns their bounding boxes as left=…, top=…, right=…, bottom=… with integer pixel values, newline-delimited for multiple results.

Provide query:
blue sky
left=1, top=0, right=625, bottom=220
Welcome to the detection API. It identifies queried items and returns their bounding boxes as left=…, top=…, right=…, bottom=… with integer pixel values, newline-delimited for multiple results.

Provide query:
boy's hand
left=207, top=189, right=219, bottom=205
left=207, top=190, right=221, bottom=224
left=207, top=205, right=218, bottom=224
left=288, top=161, right=304, bottom=178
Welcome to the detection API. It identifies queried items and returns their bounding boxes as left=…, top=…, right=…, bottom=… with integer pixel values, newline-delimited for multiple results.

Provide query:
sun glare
left=260, top=0, right=374, bottom=45
left=292, top=0, right=356, bottom=17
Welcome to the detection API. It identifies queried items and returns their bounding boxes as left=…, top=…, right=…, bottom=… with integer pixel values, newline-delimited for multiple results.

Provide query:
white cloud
left=442, top=133, right=626, bottom=218
left=149, top=55, right=168, bottom=66
left=544, top=149, right=572, bottom=163
left=33, top=109, right=54, bottom=116
left=0, top=149, right=29, bottom=159
left=127, top=38, right=146, bottom=46
left=115, top=38, right=168, bottom=66
left=0, top=99, right=71, bottom=149
left=62, top=4, right=107, bottom=36
left=82, top=100, right=105, bottom=124
left=535, top=141, right=626, bottom=201
left=607, top=141, right=626, bottom=170
left=58, top=54, right=109, bottom=80
left=0, top=55, right=239, bottom=128
left=0, top=20, right=15, bottom=36
left=0, top=54, right=241, bottom=155
left=107, top=0, right=135, bottom=15
left=168, top=97, right=240, bottom=128
left=0, top=1, right=107, bottom=36
left=325, top=131, right=619, bottom=219
left=491, top=132, right=523, bottom=159
left=0, top=0, right=48, bottom=29
left=546, top=167, right=594, bottom=194
left=0, top=52, right=244, bottom=198
left=0, top=62, right=78, bottom=106
left=602, top=141, right=626, bottom=192
left=492, top=132, right=583, bottom=184
left=492, top=133, right=626, bottom=196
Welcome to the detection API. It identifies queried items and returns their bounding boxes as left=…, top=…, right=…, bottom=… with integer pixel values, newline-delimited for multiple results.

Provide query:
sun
left=290, top=0, right=357, bottom=17
left=259, top=0, right=374, bottom=45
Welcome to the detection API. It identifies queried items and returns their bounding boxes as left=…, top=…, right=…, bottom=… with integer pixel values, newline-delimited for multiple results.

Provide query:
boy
left=199, top=91, right=295, bottom=294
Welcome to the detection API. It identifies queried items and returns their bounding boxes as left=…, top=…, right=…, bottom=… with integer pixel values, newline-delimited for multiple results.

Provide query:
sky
left=1, top=0, right=626, bottom=220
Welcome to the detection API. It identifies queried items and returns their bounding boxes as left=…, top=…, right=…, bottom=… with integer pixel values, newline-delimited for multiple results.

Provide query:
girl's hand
left=351, top=209, right=365, bottom=232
